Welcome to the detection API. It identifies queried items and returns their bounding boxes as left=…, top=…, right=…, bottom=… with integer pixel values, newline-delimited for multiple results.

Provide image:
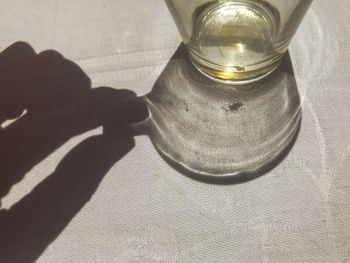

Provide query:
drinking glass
left=165, top=0, right=313, bottom=84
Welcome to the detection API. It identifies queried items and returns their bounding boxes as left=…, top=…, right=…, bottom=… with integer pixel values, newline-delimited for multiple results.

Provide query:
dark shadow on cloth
left=0, top=42, right=148, bottom=263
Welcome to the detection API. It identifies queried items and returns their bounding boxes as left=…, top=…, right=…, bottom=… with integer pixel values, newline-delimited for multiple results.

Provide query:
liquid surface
left=189, top=0, right=280, bottom=82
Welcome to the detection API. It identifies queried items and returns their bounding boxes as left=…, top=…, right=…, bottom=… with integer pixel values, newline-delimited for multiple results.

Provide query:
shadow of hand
left=0, top=129, right=135, bottom=263
left=0, top=42, right=145, bottom=200
left=0, top=42, right=147, bottom=262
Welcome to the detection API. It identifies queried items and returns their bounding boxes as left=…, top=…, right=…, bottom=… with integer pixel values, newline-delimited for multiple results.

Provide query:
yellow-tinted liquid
left=189, top=1, right=280, bottom=83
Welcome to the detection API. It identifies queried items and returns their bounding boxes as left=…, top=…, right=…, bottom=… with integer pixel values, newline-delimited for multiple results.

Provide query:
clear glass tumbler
left=165, top=0, right=313, bottom=84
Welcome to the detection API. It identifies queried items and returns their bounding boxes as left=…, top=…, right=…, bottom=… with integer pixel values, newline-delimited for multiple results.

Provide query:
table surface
left=1, top=1, right=350, bottom=262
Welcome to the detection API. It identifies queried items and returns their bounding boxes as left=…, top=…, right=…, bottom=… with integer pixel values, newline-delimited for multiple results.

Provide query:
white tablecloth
left=1, top=1, right=349, bottom=262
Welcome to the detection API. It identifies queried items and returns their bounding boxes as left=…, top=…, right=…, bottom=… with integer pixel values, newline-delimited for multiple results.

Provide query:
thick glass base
left=190, top=52, right=282, bottom=85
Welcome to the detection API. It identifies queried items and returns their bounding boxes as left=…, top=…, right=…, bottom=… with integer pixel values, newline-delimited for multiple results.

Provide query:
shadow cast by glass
left=140, top=44, right=301, bottom=184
